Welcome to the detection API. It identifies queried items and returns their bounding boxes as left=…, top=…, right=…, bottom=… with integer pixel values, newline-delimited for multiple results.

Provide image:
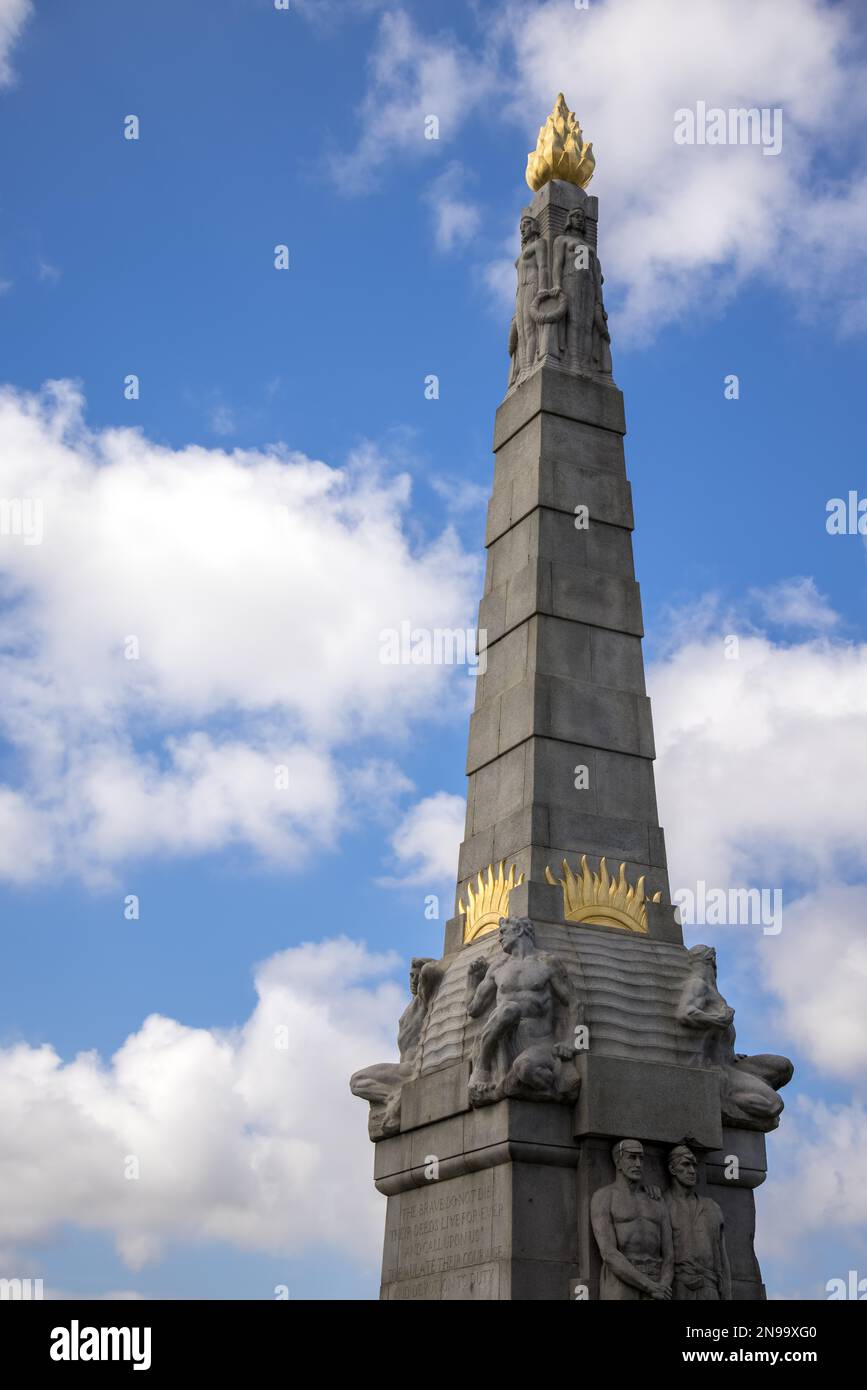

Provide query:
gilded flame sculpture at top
left=525, top=92, right=595, bottom=192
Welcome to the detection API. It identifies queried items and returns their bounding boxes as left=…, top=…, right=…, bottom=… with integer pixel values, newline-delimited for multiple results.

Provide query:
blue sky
left=0, top=0, right=866, bottom=1301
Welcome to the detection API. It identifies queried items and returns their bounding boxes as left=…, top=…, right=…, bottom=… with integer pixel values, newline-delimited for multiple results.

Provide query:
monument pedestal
left=374, top=1053, right=768, bottom=1301
left=376, top=1096, right=578, bottom=1301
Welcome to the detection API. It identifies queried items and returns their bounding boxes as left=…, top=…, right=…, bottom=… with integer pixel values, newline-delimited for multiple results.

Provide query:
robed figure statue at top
left=508, top=204, right=612, bottom=390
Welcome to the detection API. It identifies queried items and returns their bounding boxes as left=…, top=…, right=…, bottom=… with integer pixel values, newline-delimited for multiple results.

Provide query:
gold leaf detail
left=526, top=93, right=595, bottom=192
left=460, top=861, right=525, bottom=944
left=544, top=855, right=661, bottom=934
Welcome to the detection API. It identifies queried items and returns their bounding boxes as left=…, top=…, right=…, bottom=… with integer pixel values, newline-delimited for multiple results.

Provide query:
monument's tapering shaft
left=351, top=97, right=793, bottom=1301
left=448, top=179, right=672, bottom=953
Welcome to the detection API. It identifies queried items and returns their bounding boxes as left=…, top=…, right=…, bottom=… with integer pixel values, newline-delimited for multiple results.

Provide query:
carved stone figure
left=350, top=956, right=445, bottom=1138
left=592, top=275, right=612, bottom=375
left=465, top=916, right=580, bottom=1106
left=509, top=215, right=550, bottom=386
left=507, top=315, right=520, bottom=390
left=665, top=1144, right=732, bottom=1301
left=550, top=206, right=612, bottom=376
left=677, top=945, right=793, bottom=1130
left=551, top=207, right=595, bottom=367
left=591, top=1139, right=674, bottom=1300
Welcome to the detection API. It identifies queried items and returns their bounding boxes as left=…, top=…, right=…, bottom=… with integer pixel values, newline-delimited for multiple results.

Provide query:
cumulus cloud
left=340, top=9, right=497, bottom=191
left=640, top=589, right=867, bottom=1274
left=424, top=162, right=482, bottom=252
left=347, top=0, right=867, bottom=338
left=0, top=381, right=480, bottom=883
left=750, top=577, right=840, bottom=632
left=0, top=937, right=401, bottom=1272
left=760, top=1094, right=867, bottom=1267
left=378, top=788, right=464, bottom=888
left=0, top=0, right=31, bottom=88
left=754, top=886, right=867, bottom=1083
left=647, top=587, right=867, bottom=1095
left=500, top=0, right=866, bottom=337
left=650, top=618, right=867, bottom=892
left=292, top=0, right=390, bottom=27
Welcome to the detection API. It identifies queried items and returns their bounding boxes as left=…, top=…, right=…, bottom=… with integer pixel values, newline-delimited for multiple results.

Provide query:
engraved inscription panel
left=382, top=1174, right=506, bottom=1293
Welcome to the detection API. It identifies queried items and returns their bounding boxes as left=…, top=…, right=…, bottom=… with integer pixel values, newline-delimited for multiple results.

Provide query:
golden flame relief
left=526, top=93, right=595, bottom=193
left=545, top=855, right=661, bottom=935
left=459, top=854, right=661, bottom=943
left=460, top=861, right=525, bottom=944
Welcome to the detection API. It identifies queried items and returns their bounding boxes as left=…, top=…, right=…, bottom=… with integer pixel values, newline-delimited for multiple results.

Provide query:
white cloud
left=425, top=162, right=481, bottom=252
left=498, top=0, right=867, bottom=338
left=379, top=789, right=464, bottom=888
left=759, top=1094, right=867, bottom=1265
left=648, top=589, right=867, bottom=1087
left=650, top=620, right=867, bottom=891
left=483, top=250, right=517, bottom=314
left=772, top=172, right=867, bottom=335
left=646, top=592, right=867, bottom=1272
left=347, top=1, right=867, bottom=338
left=0, top=0, right=31, bottom=88
left=209, top=403, right=236, bottom=437
left=36, top=257, right=60, bottom=286
left=756, top=886, right=867, bottom=1082
left=0, top=937, right=401, bottom=1271
left=0, top=380, right=480, bottom=883
left=430, top=471, right=489, bottom=517
left=749, top=577, right=840, bottom=632
left=341, top=9, right=497, bottom=191
left=292, top=0, right=390, bottom=26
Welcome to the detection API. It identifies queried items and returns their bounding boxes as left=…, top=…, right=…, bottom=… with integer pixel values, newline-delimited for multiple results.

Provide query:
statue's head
left=566, top=206, right=587, bottom=236
left=688, top=944, right=717, bottom=975
left=409, top=957, right=435, bottom=995
left=612, top=1138, right=644, bottom=1181
left=520, top=214, right=540, bottom=245
left=668, top=1144, right=698, bottom=1187
left=498, top=915, right=535, bottom=954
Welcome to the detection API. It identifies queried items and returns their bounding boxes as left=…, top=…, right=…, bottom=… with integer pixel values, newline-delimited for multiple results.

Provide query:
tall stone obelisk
left=350, top=96, right=793, bottom=1301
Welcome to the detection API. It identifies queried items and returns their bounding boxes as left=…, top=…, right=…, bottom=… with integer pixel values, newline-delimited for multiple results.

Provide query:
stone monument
left=351, top=94, right=792, bottom=1300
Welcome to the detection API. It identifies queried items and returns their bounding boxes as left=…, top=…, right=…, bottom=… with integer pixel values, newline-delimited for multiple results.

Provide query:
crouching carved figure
left=349, top=956, right=445, bottom=1138
left=677, top=945, right=793, bottom=1131
left=465, top=916, right=581, bottom=1106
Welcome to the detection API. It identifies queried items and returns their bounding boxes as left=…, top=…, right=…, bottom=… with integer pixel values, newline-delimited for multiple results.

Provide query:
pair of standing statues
left=592, top=1139, right=731, bottom=1301
left=509, top=205, right=612, bottom=389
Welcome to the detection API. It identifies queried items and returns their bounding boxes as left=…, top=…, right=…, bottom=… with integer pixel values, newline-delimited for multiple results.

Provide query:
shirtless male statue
left=465, top=916, right=579, bottom=1106
left=591, top=1139, right=674, bottom=1300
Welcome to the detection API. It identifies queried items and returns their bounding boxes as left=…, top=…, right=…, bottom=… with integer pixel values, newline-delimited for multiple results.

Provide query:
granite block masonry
left=350, top=96, right=793, bottom=1300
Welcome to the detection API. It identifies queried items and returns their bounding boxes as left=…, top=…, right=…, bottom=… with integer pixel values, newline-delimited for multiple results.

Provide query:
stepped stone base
left=375, top=1072, right=766, bottom=1301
